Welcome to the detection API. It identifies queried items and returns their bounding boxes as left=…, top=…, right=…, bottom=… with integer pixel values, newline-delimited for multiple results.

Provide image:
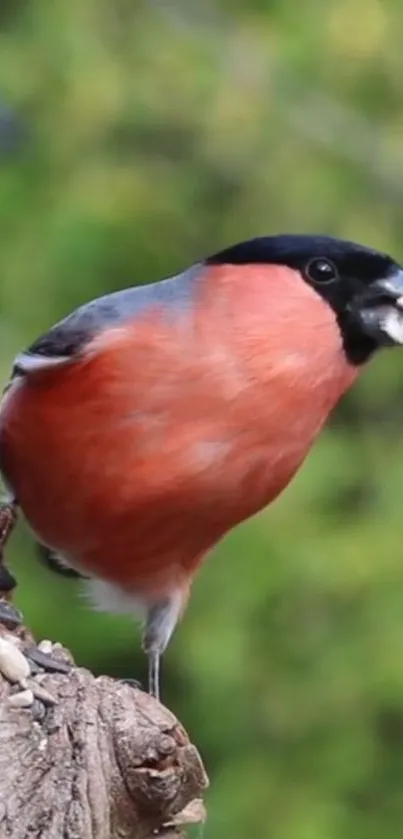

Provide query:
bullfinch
left=0, top=234, right=403, bottom=699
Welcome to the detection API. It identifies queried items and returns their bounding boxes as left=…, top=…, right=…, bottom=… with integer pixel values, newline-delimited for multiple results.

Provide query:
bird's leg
left=0, top=502, right=73, bottom=671
left=0, top=499, right=17, bottom=589
left=142, top=592, right=183, bottom=702
left=147, top=647, right=161, bottom=700
left=0, top=500, right=21, bottom=627
left=143, top=603, right=165, bottom=702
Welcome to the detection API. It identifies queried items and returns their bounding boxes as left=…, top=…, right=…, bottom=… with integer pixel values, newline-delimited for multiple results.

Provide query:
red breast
left=0, top=264, right=357, bottom=596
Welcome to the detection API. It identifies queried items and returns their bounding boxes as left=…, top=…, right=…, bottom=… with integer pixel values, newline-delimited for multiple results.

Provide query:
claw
left=121, top=678, right=143, bottom=690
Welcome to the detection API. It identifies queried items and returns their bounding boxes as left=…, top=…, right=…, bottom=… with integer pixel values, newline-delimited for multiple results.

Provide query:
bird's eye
left=306, top=257, right=338, bottom=285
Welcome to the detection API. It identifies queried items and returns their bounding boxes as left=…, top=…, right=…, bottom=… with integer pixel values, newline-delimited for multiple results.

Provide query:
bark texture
left=0, top=608, right=208, bottom=839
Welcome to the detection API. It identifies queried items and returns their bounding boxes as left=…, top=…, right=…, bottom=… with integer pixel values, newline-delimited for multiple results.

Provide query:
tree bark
left=0, top=601, right=208, bottom=839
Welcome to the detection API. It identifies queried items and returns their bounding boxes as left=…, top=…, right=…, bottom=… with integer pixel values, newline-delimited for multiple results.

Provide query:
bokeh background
left=2, top=1, right=403, bottom=837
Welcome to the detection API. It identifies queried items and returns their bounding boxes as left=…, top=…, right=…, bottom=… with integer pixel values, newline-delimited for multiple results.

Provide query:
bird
left=1, top=233, right=403, bottom=701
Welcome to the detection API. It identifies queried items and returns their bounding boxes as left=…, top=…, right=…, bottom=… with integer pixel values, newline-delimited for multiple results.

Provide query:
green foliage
left=2, top=1, right=403, bottom=836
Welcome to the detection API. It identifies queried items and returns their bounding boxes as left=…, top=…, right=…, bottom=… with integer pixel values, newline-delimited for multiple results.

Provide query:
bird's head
left=207, top=234, right=403, bottom=365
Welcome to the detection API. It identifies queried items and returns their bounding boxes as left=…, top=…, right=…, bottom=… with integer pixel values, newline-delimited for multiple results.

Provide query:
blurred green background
left=2, top=0, right=403, bottom=837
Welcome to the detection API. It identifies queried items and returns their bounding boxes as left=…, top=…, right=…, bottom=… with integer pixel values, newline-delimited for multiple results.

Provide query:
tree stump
left=0, top=598, right=208, bottom=839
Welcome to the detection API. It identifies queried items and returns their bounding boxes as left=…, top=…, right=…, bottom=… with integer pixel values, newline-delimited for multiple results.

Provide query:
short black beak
left=351, top=268, right=403, bottom=346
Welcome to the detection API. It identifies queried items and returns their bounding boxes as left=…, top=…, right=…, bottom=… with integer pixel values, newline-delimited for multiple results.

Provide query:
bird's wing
left=11, top=265, right=199, bottom=378
left=36, top=544, right=88, bottom=579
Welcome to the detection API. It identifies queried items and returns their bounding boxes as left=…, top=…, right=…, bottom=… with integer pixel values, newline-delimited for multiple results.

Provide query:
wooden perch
left=0, top=598, right=208, bottom=839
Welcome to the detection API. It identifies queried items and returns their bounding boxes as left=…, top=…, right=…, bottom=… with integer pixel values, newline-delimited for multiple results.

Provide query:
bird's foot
left=121, top=677, right=143, bottom=690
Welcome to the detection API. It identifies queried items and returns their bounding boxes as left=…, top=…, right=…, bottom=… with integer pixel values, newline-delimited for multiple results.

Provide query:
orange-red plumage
left=0, top=265, right=356, bottom=596
left=2, top=234, right=403, bottom=698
